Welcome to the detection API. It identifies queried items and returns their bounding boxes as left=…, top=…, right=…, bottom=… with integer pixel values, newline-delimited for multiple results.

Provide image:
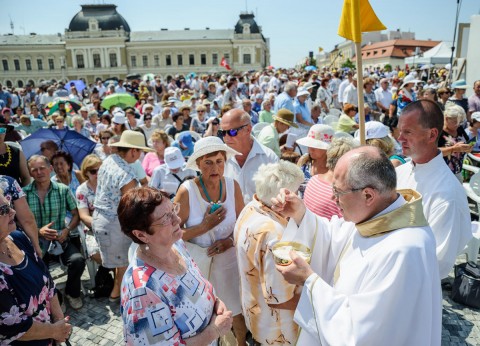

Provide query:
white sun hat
left=186, top=136, right=240, bottom=171
left=296, top=124, right=335, bottom=150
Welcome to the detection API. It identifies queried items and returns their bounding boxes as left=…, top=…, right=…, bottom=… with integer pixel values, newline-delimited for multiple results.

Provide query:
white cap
left=365, top=121, right=389, bottom=140
left=297, top=88, right=310, bottom=97
left=164, top=147, right=185, bottom=170
left=471, top=112, right=480, bottom=123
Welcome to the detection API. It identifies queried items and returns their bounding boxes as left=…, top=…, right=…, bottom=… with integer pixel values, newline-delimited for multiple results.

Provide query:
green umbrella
left=143, top=73, right=155, bottom=82
left=101, top=94, right=137, bottom=110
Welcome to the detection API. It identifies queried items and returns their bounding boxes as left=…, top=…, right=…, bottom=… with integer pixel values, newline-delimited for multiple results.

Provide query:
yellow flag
left=338, top=0, right=386, bottom=43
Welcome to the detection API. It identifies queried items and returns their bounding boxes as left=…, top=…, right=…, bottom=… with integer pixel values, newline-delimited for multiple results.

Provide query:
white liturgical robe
left=396, top=151, right=472, bottom=279
left=292, top=194, right=442, bottom=346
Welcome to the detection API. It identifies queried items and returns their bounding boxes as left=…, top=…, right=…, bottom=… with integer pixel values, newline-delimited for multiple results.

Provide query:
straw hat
left=186, top=137, right=240, bottom=171
left=296, top=124, right=335, bottom=150
left=273, top=109, right=298, bottom=128
left=109, top=130, right=155, bottom=152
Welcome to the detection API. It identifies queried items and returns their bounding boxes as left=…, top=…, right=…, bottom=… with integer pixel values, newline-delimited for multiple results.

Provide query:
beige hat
left=273, top=109, right=298, bottom=128
left=186, top=136, right=240, bottom=171
left=109, top=130, right=155, bottom=152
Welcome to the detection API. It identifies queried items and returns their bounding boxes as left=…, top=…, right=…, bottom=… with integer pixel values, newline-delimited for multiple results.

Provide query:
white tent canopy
left=405, top=41, right=453, bottom=66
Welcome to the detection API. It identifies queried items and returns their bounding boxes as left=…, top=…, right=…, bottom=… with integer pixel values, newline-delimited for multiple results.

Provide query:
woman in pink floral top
left=0, top=192, right=71, bottom=345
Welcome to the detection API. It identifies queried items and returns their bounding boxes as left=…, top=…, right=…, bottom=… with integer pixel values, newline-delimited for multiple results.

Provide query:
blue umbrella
left=66, top=80, right=86, bottom=93
left=305, top=65, right=318, bottom=71
left=20, top=129, right=97, bottom=167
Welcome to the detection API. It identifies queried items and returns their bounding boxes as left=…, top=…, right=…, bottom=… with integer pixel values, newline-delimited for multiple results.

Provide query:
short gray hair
left=345, top=147, right=396, bottom=195
left=72, top=115, right=84, bottom=126
left=284, top=82, right=297, bottom=93
left=326, top=137, right=358, bottom=170
left=444, top=104, right=466, bottom=122
left=28, top=155, right=51, bottom=168
left=253, top=160, right=304, bottom=206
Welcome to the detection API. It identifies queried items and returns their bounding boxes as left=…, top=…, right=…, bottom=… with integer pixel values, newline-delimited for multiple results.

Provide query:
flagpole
left=355, top=42, right=366, bottom=145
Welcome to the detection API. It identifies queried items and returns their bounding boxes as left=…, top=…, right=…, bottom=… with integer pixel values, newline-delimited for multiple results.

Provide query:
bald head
left=222, top=108, right=251, bottom=126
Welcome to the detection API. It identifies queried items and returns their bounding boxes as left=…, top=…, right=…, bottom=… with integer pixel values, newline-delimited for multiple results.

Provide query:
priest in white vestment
left=274, top=147, right=441, bottom=346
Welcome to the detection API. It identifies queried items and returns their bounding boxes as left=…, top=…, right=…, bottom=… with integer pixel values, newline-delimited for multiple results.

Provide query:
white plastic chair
left=323, top=115, right=339, bottom=129
left=328, top=109, right=341, bottom=117
left=252, top=122, right=270, bottom=138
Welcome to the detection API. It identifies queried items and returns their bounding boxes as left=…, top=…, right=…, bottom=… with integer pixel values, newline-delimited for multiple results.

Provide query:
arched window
left=17, top=80, right=24, bottom=88
left=5, top=80, right=13, bottom=88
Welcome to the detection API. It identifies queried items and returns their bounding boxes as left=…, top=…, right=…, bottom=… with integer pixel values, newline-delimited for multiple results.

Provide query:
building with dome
left=0, top=4, right=270, bottom=88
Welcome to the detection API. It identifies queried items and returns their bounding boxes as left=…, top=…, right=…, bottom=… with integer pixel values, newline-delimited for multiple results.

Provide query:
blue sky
left=1, top=0, right=479, bottom=67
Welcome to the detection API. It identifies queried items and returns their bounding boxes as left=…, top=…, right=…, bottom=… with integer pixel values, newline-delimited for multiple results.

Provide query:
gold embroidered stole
left=333, top=189, right=427, bottom=284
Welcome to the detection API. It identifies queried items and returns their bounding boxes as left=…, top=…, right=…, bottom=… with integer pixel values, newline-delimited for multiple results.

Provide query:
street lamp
left=448, top=0, right=462, bottom=83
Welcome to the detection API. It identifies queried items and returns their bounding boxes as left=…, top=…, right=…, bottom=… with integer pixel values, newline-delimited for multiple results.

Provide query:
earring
left=145, top=244, right=149, bottom=251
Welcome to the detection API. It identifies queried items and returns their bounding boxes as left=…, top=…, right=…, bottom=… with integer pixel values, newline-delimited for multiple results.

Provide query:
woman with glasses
left=204, top=117, right=221, bottom=138
left=438, top=104, right=471, bottom=181
left=119, top=187, right=233, bottom=345
left=94, top=130, right=114, bottom=160
left=437, top=87, right=451, bottom=111
left=167, top=112, right=188, bottom=138
left=0, top=190, right=72, bottom=345
left=139, top=113, right=158, bottom=142
left=175, top=136, right=247, bottom=345
left=76, top=155, right=103, bottom=265
left=190, top=105, right=208, bottom=135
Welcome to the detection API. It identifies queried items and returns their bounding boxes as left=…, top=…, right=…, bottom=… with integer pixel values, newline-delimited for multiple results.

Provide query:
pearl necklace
left=0, top=145, right=12, bottom=168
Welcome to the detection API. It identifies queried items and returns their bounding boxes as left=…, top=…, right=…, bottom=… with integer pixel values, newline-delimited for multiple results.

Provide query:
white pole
left=355, top=42, right=366, bottom=145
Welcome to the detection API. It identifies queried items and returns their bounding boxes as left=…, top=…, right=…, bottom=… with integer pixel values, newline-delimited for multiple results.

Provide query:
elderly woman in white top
left=174, top=136, right=247, bottom=345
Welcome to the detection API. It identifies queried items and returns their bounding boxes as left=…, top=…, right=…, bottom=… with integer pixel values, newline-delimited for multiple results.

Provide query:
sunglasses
left=212, top=121, right=219, bottom=126
left=88, top=169, right=98, bottom=175
left=220, top=124, right=249, bottom=137
left=144, top=117, right=152, bottom=121
left=0, top=204, right=12, bottom=216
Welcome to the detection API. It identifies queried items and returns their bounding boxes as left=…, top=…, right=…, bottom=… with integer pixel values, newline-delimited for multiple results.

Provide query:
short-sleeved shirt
left=0, top=231, right=56, bottom=345
left=93, top=154, right=138, bottom=217
left=468, top=94, right=480, bottom=113
left=121, top=240, right=216, bottom=345
left=23, top=181, right=77, bottom=252
left=234, top=197, right=298, bottom=345
left=76, top=181, right=95, bottom=215
left=0, top=175, right=25, bottom=205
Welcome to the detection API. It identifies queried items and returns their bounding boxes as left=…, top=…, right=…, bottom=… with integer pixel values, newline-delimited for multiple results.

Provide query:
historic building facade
left=0, top=4, right=270, bottom=87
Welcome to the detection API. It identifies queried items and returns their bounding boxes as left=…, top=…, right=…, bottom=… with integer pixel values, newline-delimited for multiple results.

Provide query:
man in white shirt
left=396, top=100, right=472, bottom=279
left=337, top=71, right=352, bottom=107
left=374, top=78, right=392, bottom=115
left=221, top=108, right=278, bottom=204
left=274, top=146, right=441, bottom=345
left=343, top=77, right=358, bottom=107
left=114, top=79, right=127, bottom=94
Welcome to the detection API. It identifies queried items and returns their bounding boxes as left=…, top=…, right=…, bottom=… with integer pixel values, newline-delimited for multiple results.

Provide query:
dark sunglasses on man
left=220, top=123, right=248, bottom=137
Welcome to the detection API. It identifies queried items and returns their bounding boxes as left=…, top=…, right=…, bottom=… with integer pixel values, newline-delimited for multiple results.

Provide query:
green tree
left=341, top=58, right=355, bottom=69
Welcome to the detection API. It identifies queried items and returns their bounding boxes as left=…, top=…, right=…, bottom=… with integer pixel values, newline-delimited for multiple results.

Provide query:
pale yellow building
left=0, top=4, right=270, bottom=87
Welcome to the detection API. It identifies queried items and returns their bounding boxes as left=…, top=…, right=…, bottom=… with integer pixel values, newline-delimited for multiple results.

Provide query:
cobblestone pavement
left=53, top=258, right=480, bottom=346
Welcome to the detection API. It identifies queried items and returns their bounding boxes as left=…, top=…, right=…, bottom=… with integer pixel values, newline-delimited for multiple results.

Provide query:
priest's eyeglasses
left=331, top=184, right=364, bottom=199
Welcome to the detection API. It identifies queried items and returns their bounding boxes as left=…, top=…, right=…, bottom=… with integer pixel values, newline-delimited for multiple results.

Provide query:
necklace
left=140, top=247, right=185, bottom=275
left=0, top=145, right=12, bottom=168
left=199, top=175, right=223, bottom=212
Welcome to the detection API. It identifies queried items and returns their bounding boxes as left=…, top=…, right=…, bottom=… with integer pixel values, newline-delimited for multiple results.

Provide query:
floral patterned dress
left=0, top=231, right=56, bottom=345
left=438, top=127, right=470, bottom=175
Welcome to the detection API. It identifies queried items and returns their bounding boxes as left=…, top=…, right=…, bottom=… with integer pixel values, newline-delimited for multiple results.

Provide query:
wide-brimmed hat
left=202, top=99, right=212, bottom=106
left=109, top=130, right=155, bottom=152
left=164, top=147, right=185, bottom=170
left=303, top=82, right=315, bottom=90
left=400, top=74, right=421, bottom=89
left=364, top=121, right=389, bottom=140
left=273, top=109, right=298, bottom=128
left=297, top=124, right=335, bottom=150
left=186, top=136, right=240, bottom=171
left=451, top=79, right=469, bottom=90
left=297, top=87, right=310, bottom=97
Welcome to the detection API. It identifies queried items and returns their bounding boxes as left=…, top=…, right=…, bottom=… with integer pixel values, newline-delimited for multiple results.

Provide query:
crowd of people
left=0, top=65, right=479, bottom=345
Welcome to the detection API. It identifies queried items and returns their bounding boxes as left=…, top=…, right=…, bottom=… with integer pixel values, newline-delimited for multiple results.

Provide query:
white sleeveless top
left=183, top=177, right=236, bottom=247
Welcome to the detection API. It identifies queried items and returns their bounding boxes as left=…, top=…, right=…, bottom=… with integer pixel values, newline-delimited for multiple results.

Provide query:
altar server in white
left=396, top=100, right=472, bottom=279
left=274, top=147, right=441, bottom=346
